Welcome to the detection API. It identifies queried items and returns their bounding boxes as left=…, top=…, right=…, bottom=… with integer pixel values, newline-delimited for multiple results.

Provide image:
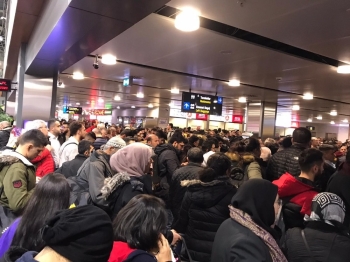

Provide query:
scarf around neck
left=229, top=205, right=287, bottom=262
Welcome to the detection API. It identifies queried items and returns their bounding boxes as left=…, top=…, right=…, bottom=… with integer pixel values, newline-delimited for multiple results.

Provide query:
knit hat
left=41, top=205, right=113, bottom=262
left=102, top=136, right=126, bottom=150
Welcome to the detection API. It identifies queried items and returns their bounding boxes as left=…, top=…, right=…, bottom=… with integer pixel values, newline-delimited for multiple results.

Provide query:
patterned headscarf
left=305, top=192, right=346, bottom=225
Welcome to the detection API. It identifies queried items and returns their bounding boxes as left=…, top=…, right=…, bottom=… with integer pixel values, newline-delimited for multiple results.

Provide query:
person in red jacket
left=272, top=148, right=322, bottom=229
left=85, top=120, right=97, bottom=133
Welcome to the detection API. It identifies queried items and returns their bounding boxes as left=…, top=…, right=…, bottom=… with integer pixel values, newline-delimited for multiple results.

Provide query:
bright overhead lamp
left=86, top=101, right=90, bottom=104
left=307, top=118, right=312, bottom=122
left=303, top=93, right=313, bottom=100
left=101, top=54, right=117, bottom=65
left=116, top=106, right=120, bottom=109
left=175, top=8, right=200, bottom=32
left=343, top=119, right=349, bottom=123
left=330, top=110, right=337, bottom=116
left=131, top=105, right=135, bottom=108
left=72, top=72, right=84, bottom=80
left=171, top=87, right=180, bottom=94
left=148, top=103, right=154, bottom=108
left=337, top=65, right=350, bottom=74
left=228, top=79, right=240, bottom=87
left=114, top=95, right=121, bottom=101
left=168, top=102, right=173, bottom=107
left=316, top=115, right=322, bottom=120
left=238, top=97, right=247, bottom=103
left=68, top=103, right=72, bottom=106
left=56, top=104, right=59, bottom=107
left=330, top=121, right=335, bottom=125
left=98, top=98, right=104, bottom=103
left=292, top=105, right=300, bottom=111
left=76, top=102, right=80, bottom=105
left=136, top=92, right=144, bottom=98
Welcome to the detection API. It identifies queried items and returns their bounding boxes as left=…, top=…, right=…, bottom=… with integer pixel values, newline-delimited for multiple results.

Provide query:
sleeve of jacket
left=266, top=155, right=278, bottom=181
left=164, top=151, right=180, bottom=179
left=38, top=154, right=55, bottom=177
left=173, top=191, right=191, bottom=233
left=3, top=166, right=34, bottom=213
left=88, top=162, right=108, bottom=206
left=247, top=162, right=262, bottom=180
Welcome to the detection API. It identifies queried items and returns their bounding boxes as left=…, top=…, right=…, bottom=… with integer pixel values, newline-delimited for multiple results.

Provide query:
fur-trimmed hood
left=101, top=172, right=130, bottom=199
left=226, top=152, right=255, bottom=164
left=181, top=177, right=235, bottom=187
left=1, top=150, right=33, bottom=166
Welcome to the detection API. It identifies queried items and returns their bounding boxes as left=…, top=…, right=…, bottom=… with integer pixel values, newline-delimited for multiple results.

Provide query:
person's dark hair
left=282, top=136, right=292, bottom=148
left=113, top=195, right=167, bottom=251
left=202, top=138, right=218, bottom=152
left=293, top=127, right=312, bottom=145
left=169, top=135, right=186, bottom=144
left=11, top=173, right=70, bottom=251
left=48, top=119, right=58, bottom=130
left=298, top=148, right=324, bottom=172
left=319, top=144, right=336, bottom=153
left=168, top=123, right=173, bottom=129
left=188, top=135, right=199, bottom=146
left=78, top=140, right=92, bottom=154
left=199, top=153, right=231, bottom=182
left=18, top=129, right=48, bottom=147
left=120, top=130, right=131, bottom=136
left=69, top=121, right=83, bottom=137
left=187, top=147, right=204, bottom=163
left=86, top=131, right=97, bottom=140
left=156, top=130, right=167, bottom=140
left=230, top=137, right=260, bottom=153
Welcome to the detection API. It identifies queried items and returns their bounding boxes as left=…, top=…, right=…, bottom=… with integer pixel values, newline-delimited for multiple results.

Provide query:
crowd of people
left=0, top=119, right=349, bottom=261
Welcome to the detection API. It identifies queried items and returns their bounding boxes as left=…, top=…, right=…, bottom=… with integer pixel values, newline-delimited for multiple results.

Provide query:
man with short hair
left=170, top=147, right=204, bottom=222
left=0, top=121, right=12, bottom=148
left=202, top=138, right=219, bottom=166
left=93, top=128, right=108, bottom=150
left=146, top=134, right=159, bottom=149
left=59, top=122, right=86, bottom=167
left=167, top=123, right=174, bottom=140
left=48, top=119, right=61, bottom=168
left=0, top=129, right=48, bottom=214
left=58, top=121, right=69, bottom=145
left=311, top=137, right=320, bottom=148
left=273, top=148, right=322, bottom=229
left=56, top=140, right=93, bottom=178
left=317, top=144, right=337, bottom=191
left=266, top=127, right=312, bottom=181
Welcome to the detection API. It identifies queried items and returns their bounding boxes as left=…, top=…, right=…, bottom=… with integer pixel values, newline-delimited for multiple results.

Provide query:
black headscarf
left=231, top=179, right=278, bottom=237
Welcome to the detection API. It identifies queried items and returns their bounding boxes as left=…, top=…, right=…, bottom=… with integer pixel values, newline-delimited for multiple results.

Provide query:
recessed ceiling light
left=148, top=103, right=154, bottom=108
left=58, top=83, right=65, bottom=88
left=228, top=79, right=240, bottom=87
left=330, top=110, right=337, bottom=116
left=171, top=87, right=180, bottom=94
left=307, top=118, right=312, bottom=122
left=292, top=105, right=300, bottom=110
left=175, top=8, right=200, bottom=32
left=238, top=97, right=247, bottom=103
left=68, top=103, right=72, bottom=106
left=86, top=101, right=90, bottom=104
left=168, top=102, right=173, bottom=107
left=98, top=98, right=104, bottom=103
left=330, top=121, right=335, bottom=124
left=303, top=93, right=313, bottom=100
left=76, top=102, right=80, bottom=105
left=136, top=92, right=144, bottom=98
left=72, top=72, right=84, bottom=80
left=114, top=95, right=121, bottom=101
left=101, top=54, right=117, bottom=65
left=56, top=104, right=59, bottom=107
left=117, top=106, right=120, bottom=109
left=131, top=105, right=135, bottom=108
left=343, top=119, right=349, bottom=123
left=337, top=65, right=350, bottom=74
left=316, top=115, right=322, bottom=120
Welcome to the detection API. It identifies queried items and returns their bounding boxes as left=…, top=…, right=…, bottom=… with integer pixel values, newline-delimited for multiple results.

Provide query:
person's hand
left=170, top=229, right=182, bottom=245
left=156, top=234, right=172, bottom=262
left=181, top=162, right=188, bottom=166
left=46, top=145, right=52, bottom=151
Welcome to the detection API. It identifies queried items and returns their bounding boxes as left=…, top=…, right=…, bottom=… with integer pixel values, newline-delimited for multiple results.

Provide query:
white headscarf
left=110, top=143, right=153, bottom=177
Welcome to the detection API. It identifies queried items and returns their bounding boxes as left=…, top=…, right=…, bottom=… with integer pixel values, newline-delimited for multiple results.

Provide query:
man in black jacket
left=56, top=140, right=93, bottom=178
left=316, top=144, right=336, bottom=191
left=170, top=147, right=204, bottom=223
left=266, top=127, right=311, bottom=181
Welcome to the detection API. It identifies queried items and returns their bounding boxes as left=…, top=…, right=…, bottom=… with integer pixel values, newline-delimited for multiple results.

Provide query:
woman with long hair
left=211, top=179, right=287, bottom=262
left=0, top=173, right=70, bottom=257
left=109, top=194, right=172, bottom=262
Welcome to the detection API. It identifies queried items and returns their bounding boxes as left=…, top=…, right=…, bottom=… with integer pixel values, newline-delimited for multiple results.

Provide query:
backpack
left=229, top=159, right=249, bottom=188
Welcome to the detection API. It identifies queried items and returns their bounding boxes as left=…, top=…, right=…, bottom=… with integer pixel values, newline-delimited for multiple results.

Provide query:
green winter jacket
left=0, top=151, right=36, bottom=214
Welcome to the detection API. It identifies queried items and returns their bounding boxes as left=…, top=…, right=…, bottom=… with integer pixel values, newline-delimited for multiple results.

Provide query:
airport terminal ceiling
left=54, top=0, right=350, bottom=124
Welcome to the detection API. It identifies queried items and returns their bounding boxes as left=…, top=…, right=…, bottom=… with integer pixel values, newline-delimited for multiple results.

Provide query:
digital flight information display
left=181, top=92, right=223, bottom=115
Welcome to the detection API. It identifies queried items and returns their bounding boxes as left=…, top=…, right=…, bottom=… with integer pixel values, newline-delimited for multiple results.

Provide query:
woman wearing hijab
left=284, top=192, right=350, bottom=261
left=211, top=179, right=287, bottom=262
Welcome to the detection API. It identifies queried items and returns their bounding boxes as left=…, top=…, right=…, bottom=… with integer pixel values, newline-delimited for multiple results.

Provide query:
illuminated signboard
left=123, top=77, right=133, bottom=87
left=63, top=106, right=82, bottom=114
left=84, top=109, right=112, bottom=115
left=181, top=92, right=223, bottom=115
left=0, top=79, right=11, bottom=92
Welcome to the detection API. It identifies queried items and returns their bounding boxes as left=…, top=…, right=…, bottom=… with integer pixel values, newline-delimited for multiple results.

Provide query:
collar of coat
left=225, top=152, right=255, bottom=164
left=181, top=176, right=234, bottom=187
left=1, top=150, right=33, bottom=166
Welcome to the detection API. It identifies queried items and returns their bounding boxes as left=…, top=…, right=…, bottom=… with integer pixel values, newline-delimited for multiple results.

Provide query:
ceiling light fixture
left=57, top=77, right=64, bottom=88
left=171, top=87, right=180, bottom=94
left=98, top=98, right=104, bottom=103
left=72, top=72, right=84, bottom=80
left=114, top=95, right=121, bottom=101
left=307, top=118, right=312, bottom=122
left=337, top=65, right=350, bottom=74
left=56, top=104, right=59, bottom=107
left=136, top=92, right=144, bottom=98
left=330, top=110, right=337, bottom=116
left=101, top=54, right=117, bottom=65
left=86, top=101, right=90, bottom=104
left=316, top=115, right=322, bottom=120
left=148, top=103, right=154, bottom=108
left=117, top=106, right=120, bottom=109
left=175, top=8, right=200, bottom=32
left=131, top=106, right=135, bottom=108
left=68, top=103, right=72, bottom=106
left=292, top=105, right=300, bottom=111
left=330, top=121, right=335, bottom=125
left=168, top=102, right=173, bottom=107
left=343, top=119, right=349, bottom=123
left=303, top=93, right=313, bottom=100
left=228, top=79, right=240, bottom=86
left=238, top=97, right=247, bottom=103
left=76, top=102, right=80, bottom=105
left=93, top=55, right=99, bottom=69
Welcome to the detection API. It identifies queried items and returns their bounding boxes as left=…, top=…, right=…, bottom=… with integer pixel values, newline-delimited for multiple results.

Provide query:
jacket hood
left=101, top=172, right=130, bottom=199
left=1, top=151, right=33, bottom=166
left=154, top=143, right=177, bottom=156
left=181, top=177, right=235, bottom=208
left=226, top=152, right=255, bottom=164
left=109, top=241, right=135, bottom=262
left=2, top=247, right=30, bottom=262
left=273, top=173, right=315, bottom=198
